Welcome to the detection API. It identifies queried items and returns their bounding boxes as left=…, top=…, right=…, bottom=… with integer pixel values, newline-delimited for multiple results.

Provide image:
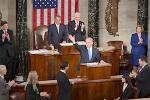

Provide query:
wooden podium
left=80, top=63, right=111, bottom=80
left=28, top=45, right=119, bottom=80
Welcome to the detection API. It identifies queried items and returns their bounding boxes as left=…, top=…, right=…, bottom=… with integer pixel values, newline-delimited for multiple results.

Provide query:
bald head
left=0, top=65, right=7, bottom=76
left=85, top=37, right=93, bottom=48
left=74, top=12, right=80, bottom=22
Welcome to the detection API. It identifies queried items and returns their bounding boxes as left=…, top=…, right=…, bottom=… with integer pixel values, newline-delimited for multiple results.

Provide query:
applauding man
left=68, top=12, right=86, bottom=41
left=0, top=21, right=14, bottom=82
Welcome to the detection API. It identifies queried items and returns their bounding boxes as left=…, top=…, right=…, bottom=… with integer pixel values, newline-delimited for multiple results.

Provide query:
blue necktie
left=88, top=48, right=92, bottom=60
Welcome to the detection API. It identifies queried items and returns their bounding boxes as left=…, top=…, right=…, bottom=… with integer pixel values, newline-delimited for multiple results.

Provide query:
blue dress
left=130, top=33, right=147, bottom=66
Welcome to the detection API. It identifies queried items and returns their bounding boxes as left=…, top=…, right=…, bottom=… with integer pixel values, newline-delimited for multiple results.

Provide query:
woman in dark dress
left=25, top=71, right=50, bottom=100
left=116, top=74, right=134, bottom=100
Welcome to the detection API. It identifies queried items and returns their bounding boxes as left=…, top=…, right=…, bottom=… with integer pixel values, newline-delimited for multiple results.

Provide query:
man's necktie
left=88, top=48, right=92, bottom=60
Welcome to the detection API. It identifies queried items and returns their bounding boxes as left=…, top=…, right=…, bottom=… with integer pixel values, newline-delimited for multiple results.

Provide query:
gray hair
left=86, top=37, right=93, bottom=42
left=0, top=65, right=6, bottom=74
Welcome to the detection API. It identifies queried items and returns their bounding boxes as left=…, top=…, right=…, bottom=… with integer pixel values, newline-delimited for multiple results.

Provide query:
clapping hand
left=138, top=38, right=143, bottom=44
left=81, top=23, right=85, bottom=32
left=8, top=80, right=16, bottom=87
left=68, top=35, right=75, bottom=43
left=129, top=70, right=138, bottom=78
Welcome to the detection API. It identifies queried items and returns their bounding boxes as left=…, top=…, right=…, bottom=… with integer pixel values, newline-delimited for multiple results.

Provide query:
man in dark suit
left=48, top=15, right=67, bottom=50
left=56, top=61, right=73, bottom=100
left=69, top=35, right=100, bottom=64
left=130, top=56, right=150, bottom=98
left=68, top=12, right=86, bottom=41
left=0, top=65, right=15, bottom=100
left=0, top=21, right=14, bottom=82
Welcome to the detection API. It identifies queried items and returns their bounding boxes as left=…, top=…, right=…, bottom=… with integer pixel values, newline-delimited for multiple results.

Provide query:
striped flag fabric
left=32, top=0, right=79, bottom=30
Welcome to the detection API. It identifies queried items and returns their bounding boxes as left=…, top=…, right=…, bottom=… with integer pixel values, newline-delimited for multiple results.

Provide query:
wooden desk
left=11, top=78, right=122, bottom=100
left=28, top=53, right=80, bottom=80
left=80, top=63, right=111, bottom=80
left=28, top=46, right=119, bottom=80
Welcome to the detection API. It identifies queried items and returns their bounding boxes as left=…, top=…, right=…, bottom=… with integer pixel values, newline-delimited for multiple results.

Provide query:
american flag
left=32, top=0, right=79, bottom=30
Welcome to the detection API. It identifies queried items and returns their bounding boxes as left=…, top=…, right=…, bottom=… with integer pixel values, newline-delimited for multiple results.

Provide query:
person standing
left=130, top=25, right=147, bottom=68
left=0, top=65, right=15, bottom=100
left=48, top=15, right=67, bottom=50
left=68, top=12, right=86, bottom=41
left=69, top=35, right=101, bottom=70
left=130, top=56, right=150, bottom=98
left=69, top=35, right=100, bottom=63
left=0, top=21, right=14, bottom=82
left=56, top=61, right=74, bottom=100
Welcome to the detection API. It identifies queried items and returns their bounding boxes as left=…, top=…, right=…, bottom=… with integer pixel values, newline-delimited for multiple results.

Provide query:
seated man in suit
left=130, top=56, right=150, bottom=98
left=56, top=61, right=75, bottom=100
left=0, top=65, right=15, bottom=100
left=48, top=15, right=67, bottom=50
left=69, top=35, right=101, bottom=70
left=68, top=12, right=86, bottom=41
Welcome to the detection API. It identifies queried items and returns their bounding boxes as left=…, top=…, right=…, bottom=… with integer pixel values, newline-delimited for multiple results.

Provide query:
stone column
left=137, top=0, right=149, bottom=62
left=88, top=0, right=99, bottom=47
left=16, top=0, right=29, bottom=78
left=137, top=0, right=148, bottom=33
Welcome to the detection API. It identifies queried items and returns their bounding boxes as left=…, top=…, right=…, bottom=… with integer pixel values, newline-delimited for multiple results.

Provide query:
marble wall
left=99, top=0, right=138, bottom=52
left=0, top=0, right=16, bottom=34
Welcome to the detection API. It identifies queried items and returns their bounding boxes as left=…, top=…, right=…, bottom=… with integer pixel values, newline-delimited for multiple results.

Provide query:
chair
left=34, top=25, right=50, bottom=49
left=107, top=41, right=123, bottom=56
left=107, top=41, right=130, bottom=74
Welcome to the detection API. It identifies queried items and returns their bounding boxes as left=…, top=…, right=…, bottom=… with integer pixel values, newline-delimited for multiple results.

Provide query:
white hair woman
left=25, top=71, right=50, bottom=100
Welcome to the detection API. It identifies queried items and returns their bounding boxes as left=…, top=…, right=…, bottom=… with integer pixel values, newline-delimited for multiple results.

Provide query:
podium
left=80, top=63, right=111, bottom=80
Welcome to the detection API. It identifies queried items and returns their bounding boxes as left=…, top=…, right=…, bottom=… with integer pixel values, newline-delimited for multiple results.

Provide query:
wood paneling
left=28, top=46, right=120, bottom=80
left=11, top=78, right=122, bottom=100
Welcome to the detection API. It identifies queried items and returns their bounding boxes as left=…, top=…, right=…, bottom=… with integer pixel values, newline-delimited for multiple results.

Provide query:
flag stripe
left=75, top=0, right=79, bottom=12
left=40, top=9, right=44, bottom=26
left=64, top=0, right=68, bottom=24
left=51, top=9, right=55, bottom=24
left=44, top=9, right=48, bottom=25
left=37, top=9, right=41, bottom=27
left=68, top=0, right=71, bottom=22
left=54, top=8, right=58, bottom=18
left=61, top=0, right=64, bottom=23
left=33, top=9, right=37, bottom=30
left=47, top=9, right=51, bottom=25
left=71, top=0, right=75, bottom=21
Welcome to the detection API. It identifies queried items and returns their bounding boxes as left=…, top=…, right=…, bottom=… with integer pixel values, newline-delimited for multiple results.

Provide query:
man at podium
left=69, top=35, right=101, bottom=70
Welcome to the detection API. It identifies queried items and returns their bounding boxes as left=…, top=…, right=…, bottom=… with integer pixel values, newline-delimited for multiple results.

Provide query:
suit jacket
left=120, top=84, right=133, bottom=100
left=74, top=43, right=100, bottom=63
left=26, top=83, right=40, bottom=100
left=0, top=29, right=14, bottom=59
left=56, top=71, right=72, bottom=100
left=68, top=20, right=86, bottom=41
left=0, top=76, right=10, bottom=100
left=136, top=64, right=150, bottom=98
left=48, top=23, right=67, bottom=48
left=130, top=33, right=147, bottom=55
